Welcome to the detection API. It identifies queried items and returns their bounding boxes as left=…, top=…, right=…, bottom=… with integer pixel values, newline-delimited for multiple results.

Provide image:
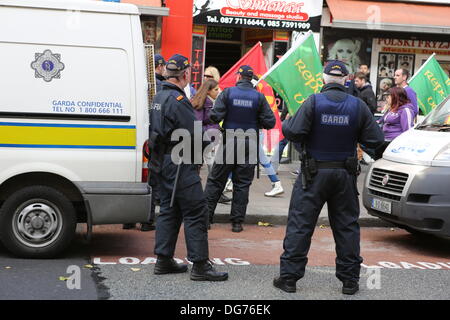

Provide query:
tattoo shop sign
left=193, top=0, right=323, bottom=32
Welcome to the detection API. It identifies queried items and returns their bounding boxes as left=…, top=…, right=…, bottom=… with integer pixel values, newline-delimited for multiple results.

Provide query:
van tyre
left=0, top=186, right=77, bottom=258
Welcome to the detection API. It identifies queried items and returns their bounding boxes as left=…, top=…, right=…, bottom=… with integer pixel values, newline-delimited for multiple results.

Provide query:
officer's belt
left=316, top=161, right=346, bottom=169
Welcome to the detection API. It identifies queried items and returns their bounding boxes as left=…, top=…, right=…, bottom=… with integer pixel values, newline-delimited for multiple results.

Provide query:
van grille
left=368, top=189, right=401, bottom=201
left=369, top=168, right=408, bottom=194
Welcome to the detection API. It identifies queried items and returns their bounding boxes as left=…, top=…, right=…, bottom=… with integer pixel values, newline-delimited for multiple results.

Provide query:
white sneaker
left=225, top=179, right=233, bottom=192
left=264, top=181, right=284, bottom=197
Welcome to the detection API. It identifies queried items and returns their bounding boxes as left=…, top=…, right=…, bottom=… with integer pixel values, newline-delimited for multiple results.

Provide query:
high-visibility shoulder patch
left=176, top=95, right=184, bottom=101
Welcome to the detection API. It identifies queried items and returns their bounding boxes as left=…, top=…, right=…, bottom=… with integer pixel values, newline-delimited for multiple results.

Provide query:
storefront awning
left=325, top=0, right=450, bottom=34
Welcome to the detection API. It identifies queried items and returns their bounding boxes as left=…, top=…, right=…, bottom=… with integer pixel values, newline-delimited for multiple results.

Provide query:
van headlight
left=434, top=144, right=450, bottom=161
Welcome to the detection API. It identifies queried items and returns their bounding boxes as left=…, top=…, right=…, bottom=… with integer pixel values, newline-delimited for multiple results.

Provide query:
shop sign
left=207, top=26, right=241, bottom=41
left=191, top=35, right=206, bottom=90
left=377, top=39, right=450, bottom=56
left=193, top=0, right=323, bottom=31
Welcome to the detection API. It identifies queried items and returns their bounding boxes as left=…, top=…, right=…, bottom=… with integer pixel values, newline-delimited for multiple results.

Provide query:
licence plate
left=371, top=198, right=392, bottom=214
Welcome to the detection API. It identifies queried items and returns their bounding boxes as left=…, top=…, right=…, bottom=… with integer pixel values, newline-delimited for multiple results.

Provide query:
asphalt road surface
left=1, top=224, right=449, bottom=301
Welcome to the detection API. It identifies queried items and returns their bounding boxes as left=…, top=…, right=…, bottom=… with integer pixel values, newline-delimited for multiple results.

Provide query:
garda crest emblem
left=31, top=49, right=65, bottom=82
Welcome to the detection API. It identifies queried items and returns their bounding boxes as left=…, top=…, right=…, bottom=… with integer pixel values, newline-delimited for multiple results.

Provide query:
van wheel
left=0, top=186, right=77, bottom=258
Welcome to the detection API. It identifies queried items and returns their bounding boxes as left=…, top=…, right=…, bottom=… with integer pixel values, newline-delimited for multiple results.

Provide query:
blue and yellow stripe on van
left=0, top=122, right=136, bottom=149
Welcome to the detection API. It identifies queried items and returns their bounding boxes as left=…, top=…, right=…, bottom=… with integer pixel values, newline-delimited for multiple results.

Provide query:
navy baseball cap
left=154, top=54, right=165, bottom=66
left=236, top=65, right=254, bottom=78
left=166, top=54, right=190, bottom=71
left=324, top=60, right=349, bottom=77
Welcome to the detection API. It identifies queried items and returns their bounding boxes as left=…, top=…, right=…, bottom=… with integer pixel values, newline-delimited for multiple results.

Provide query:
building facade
left=322, top=0, right=450, bottom=112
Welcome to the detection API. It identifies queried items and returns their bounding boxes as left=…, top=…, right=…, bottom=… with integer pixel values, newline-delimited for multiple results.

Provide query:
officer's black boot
left=273, top=276, right=297, bottom=293
left=342, top=280, right=359, bottom=295
left=190, top=260, right=229, bottom=281
left=154, top=256, right=188, bottom=275
left=232, top=222, right=243, bottom=233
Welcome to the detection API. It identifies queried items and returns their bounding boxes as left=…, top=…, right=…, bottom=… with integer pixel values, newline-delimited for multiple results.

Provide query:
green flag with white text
left=409, top=54, right=450, bottom=115
left=259, top=31, right=323, bottom=115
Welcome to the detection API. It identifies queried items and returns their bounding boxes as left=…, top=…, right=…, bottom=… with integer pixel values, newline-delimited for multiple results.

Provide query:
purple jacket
left=193, top=96, right=220, bottom=132
left=404, top=86, right=418, bottom=117
left=381, top=103, right=415, bottom=141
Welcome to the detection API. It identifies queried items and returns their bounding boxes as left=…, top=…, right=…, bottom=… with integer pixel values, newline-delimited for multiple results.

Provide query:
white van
left=0, top=0, right=151, bottom=257
left=363, top=95, right=450, bottom=238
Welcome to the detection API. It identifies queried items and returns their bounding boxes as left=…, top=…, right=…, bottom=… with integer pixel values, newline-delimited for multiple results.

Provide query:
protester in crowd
left=354, top=72, right=377, bottom=114
left=249, top=74, right=284, bottom=197
left=191, top=78, right=221, bottom=171
left=258, top=131, right=284, bottom=197
left=375, top=86, right=415, bottom=159
left=191, top=79, right=232, bottom=204
left=270, top=103, right=289, bottom=173
left=354, top=72, right=378, bottom=164
left=358, top=64, right=371, bottom=82
left=394, top=68, right=418, bottom=117
left=347, top=64, right=371, bottom=97
left=204, top=66, right=221, bottom=82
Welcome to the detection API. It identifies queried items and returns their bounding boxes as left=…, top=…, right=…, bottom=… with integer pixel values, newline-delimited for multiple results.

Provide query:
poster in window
left=378, top=53, right=396, bottom=78
left=397, top=54, right=415, bottom=75
left=323, top=37, right=372, bottom=76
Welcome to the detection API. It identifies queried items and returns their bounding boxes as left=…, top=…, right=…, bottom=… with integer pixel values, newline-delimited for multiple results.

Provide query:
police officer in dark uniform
left=273, top=61, right=384, bottom=294
left=123, top=54, right=167, bottom=232
left=204, top=65, right=276, bottom=233
left=154, top=53, right=166, bottom=93
left=149, top=54, right=228, bottom=281
left=140, top=54, right=166, bottom=232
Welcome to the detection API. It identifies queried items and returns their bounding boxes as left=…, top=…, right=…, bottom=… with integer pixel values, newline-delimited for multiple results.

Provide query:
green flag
left=259, top=31, right=323, bottom=115
left=409, top=54, right=450, bottom=115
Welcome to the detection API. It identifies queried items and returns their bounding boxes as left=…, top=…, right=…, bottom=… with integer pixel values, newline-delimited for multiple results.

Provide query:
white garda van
left=363, top=95, right=450, bottom=238
left=0, top=0, right=151, bottom=257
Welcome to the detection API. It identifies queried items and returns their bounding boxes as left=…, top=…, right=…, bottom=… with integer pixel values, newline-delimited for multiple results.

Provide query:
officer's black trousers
left=154, top=181, right=209, bottom=263
left=205, top=163, right=256, bottom=223
left=148, top=175, right=160, bottom=223
left=280, top=168, right=363, bottom=282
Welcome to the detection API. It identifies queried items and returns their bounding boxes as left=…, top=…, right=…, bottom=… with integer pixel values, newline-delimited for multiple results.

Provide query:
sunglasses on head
left=204, top=74, right=214, bottom=78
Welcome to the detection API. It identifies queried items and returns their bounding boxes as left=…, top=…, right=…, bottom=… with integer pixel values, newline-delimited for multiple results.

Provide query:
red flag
left=219, top=42, right=283, bottom=153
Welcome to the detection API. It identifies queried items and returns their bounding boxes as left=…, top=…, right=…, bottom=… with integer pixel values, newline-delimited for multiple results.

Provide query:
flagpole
left=409, top=53, right=436, bottom=83
left=257, top=30, right=314, bottom=85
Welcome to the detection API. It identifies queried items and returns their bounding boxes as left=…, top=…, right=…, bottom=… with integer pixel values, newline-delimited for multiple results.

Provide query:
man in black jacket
left=354, top=72, right=377, bottom=114
left=204, top=65, right=276, bottom=233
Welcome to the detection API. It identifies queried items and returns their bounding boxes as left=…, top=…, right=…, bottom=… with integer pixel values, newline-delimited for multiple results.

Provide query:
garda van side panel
left=130, top=14, right=150, bottom=182
left=0, top=6, right=138, bottom=182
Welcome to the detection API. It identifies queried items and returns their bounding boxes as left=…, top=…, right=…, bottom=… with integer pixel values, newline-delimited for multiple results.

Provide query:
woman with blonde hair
left=204, top=66, right=221, bottom=82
